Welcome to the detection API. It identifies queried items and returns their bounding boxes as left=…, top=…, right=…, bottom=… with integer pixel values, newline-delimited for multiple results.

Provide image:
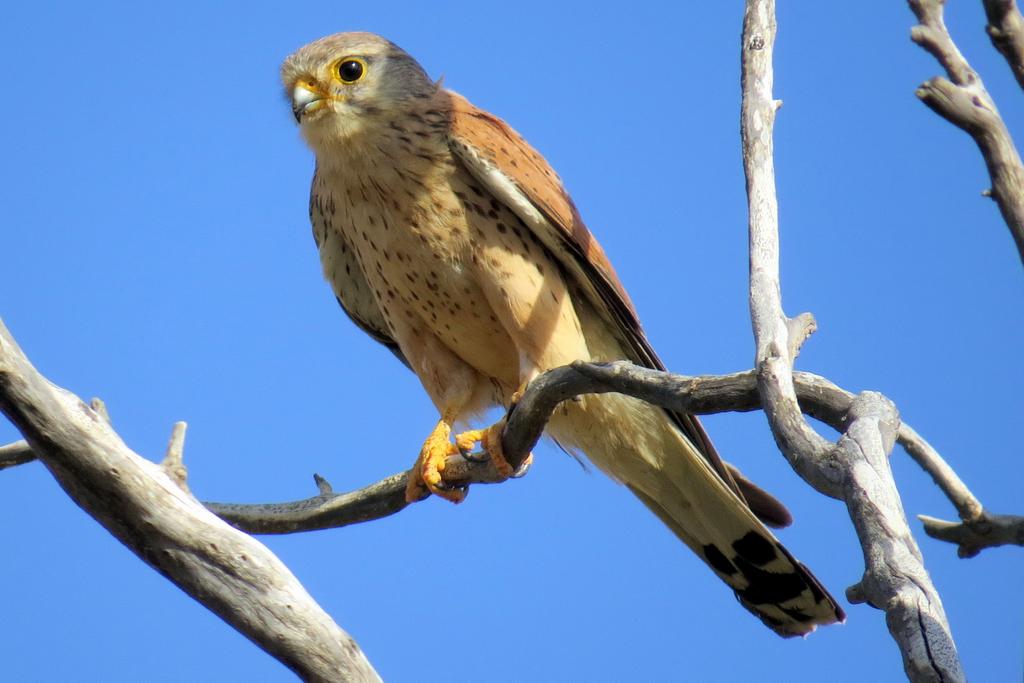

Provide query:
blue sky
left=1, top=2, right=1022, bottom=681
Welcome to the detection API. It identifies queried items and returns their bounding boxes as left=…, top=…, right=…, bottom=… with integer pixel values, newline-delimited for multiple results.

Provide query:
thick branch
left=742, top=2, right=964, bottom=680
left=838, top=395, right=961, bottom=683
left=909, top=0, right=1024, bottom=264
left=0, top=319, right=381, bottom=683
left=983, top=0, right=1024, bottom=89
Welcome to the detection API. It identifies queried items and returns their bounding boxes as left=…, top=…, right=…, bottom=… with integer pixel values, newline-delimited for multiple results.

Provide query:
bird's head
left=281, top=32, right=437, bottom=153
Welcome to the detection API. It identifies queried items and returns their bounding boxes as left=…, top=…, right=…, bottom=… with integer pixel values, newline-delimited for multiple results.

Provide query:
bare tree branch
left=0, top=362, right=967, bottom=556
left=205, top=364, right=929, bottom=534
left=161, top=421, right=189, bottom=491
left=898, top=423, right=984, bottom=523
left=4, top=342, right=992, bottom=680
left=207, top=454, right=517, bottom=534
left=1, top=400, right=108, bottom=470
left=0, top=439, right=34, bottom=470
left=907, top=396, right=1023, bottom=559
left=983, top=0, right=1024, bottom=89
left=0, top=318, right=381, bottom=683
left=893, top=422, right=1024, bottom=557
left=3, top=360, right=1005, bottom=566
left=742, top=2, right=965, bottom=680
left=785, top=312, right=817, bottom=362
left=920, top=511, right=1024, bottom=557
left=741, top=0, right=842, bottom=500
left=909, top=0, right=1024, bottom=264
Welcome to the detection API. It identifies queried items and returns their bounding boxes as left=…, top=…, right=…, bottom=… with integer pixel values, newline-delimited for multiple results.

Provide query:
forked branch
left=742, top=1, right=963, bottom=680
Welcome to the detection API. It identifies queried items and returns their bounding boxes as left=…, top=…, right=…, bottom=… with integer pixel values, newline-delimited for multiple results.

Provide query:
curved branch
left=205, top=363, right=973, bottom=543
left=909, top=0, right=1024, bottom=264
left=0, top=319, right=381, bottom=683
left=208, top=457, right=518, bottom=534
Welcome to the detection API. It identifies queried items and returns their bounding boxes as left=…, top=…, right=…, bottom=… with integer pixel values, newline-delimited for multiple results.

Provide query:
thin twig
left=209, top=453, right=514, bottom=534
left=161, top=421, right=189, bottom=491
left=90, top=397, right=111, bottom=425
left=919, top=511, right=1024, bottom=557
left=898, top=423, right=984, bottom=523
left=909, top=0, right=1024, bottom=264
left=0, top=440, right=34, bottom=470
left=786, top=312, right=817, bottom=362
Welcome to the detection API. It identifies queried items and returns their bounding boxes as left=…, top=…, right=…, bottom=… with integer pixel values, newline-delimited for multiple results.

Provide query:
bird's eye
left=336, top=58, right=366, bottom=84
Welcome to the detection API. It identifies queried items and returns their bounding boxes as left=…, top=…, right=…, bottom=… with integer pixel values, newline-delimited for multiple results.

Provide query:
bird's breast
left=314, top=159, right=521, bottom=388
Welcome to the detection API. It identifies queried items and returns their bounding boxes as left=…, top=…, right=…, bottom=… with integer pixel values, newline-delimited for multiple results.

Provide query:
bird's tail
left=545, top=391, right=844, bottom=636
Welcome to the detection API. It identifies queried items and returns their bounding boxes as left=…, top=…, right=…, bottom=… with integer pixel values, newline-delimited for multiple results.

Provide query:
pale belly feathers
left=311, top=153, right=559, bottom=394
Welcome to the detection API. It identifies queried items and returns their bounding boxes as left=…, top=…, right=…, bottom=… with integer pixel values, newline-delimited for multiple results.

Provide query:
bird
left=281, top=31, right=844, bottom=636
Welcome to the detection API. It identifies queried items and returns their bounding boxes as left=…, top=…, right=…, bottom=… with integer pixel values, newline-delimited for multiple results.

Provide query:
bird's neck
left=314, top=118, right=452, bottom=193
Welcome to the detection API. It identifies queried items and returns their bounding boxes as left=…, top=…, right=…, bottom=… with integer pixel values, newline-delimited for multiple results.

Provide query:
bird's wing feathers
left=445, top=91, right=639, bottom=327
left=444, top=90, right=790, bottom=527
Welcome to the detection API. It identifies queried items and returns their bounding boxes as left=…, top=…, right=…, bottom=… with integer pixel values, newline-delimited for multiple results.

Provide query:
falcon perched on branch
left=281, top=32, right=844, bottom=635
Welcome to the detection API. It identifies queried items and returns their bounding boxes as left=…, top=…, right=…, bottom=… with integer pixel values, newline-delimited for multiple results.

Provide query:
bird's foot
left=405, top=419, right=465, bottom=504
left=455, top=421, right=531, bottom=479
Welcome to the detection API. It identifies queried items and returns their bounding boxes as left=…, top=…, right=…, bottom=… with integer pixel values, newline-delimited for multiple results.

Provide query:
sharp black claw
left=511, top=456, right=533, bottom=479
left=459, top=446, right=490, bottom=463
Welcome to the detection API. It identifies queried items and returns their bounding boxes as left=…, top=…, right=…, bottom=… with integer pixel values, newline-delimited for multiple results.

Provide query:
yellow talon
left=454, top=427, right=488, bottom=455
left=406, top=416, right=532, bottom=504
left=455, top=421, right=519, bottom=479
left=406, top=418, right=464, bottom=504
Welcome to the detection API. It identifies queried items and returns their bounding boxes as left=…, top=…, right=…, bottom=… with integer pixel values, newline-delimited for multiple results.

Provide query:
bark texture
left=0, top=319, right=381, bottom=683
left=740, top=2, right=965, bottom=680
